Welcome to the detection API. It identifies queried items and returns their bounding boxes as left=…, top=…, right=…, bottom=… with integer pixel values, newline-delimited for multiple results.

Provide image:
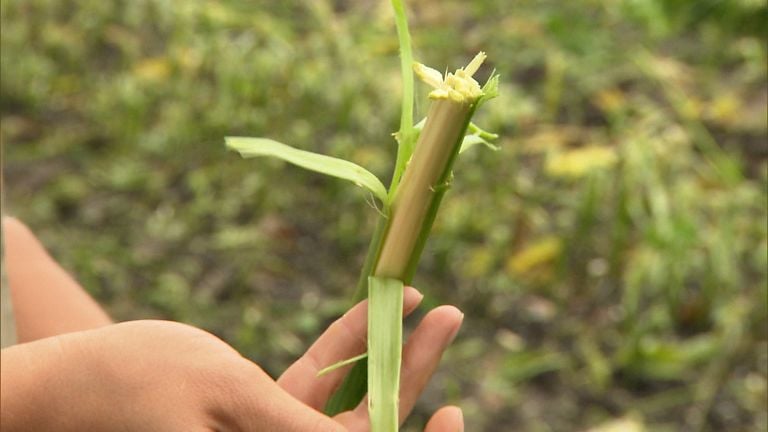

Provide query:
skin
left=0, top=217, right=464, bottom=431
left=2, top=217, right=112, bottom=341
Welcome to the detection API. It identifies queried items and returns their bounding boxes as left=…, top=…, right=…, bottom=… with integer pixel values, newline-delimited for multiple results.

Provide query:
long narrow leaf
left=317, top=352, right=368, bottom=377
left=388, top=0, right=416, bottom=196
left=226, top=137, right=388, bottom=204
left=367, top=276, right=404, bottom=432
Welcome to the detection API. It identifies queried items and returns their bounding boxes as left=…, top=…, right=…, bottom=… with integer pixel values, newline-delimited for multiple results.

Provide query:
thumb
left=425, top=406, right=464, bottom=432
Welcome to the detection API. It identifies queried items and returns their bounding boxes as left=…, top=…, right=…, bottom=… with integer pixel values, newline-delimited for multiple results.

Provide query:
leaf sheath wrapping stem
left=367, top=277, right=404, bottom=432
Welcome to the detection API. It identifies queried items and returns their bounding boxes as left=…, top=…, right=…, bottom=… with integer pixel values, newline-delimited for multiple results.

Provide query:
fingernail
left=457, top=408, right=464, bottom=432
left=403, top=287, right=424, bottom=308
left=445, top=313, right=464, bottom=346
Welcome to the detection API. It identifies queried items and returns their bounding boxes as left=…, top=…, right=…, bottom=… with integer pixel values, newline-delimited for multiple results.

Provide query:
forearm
left=2, top=217, right=111, bottom=343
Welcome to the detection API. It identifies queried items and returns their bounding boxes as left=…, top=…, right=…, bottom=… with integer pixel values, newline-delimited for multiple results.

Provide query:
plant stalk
left=326, top=96, right=480, bottom=418
left=374, top=99, right=473, bottom=279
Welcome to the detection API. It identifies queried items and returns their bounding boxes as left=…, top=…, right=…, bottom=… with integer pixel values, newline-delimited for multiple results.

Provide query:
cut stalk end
left=413, top=52, right=487, bottom=103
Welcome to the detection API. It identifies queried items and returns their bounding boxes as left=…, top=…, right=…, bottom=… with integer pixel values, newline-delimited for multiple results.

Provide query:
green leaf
left=226, top=137, right=388, bottom=204
left=478, top=71, right=500, bottom=106
left=317, top=352, right=368, bottom=377
left=414, top=118, right=500, bottom=154
left=459, top=134, right=500, bottom=154
left=368, top=276, right=404, bottom=432
left=388, top=0, right=416, bottom=198
left=467, top=122, right=500, bottom=141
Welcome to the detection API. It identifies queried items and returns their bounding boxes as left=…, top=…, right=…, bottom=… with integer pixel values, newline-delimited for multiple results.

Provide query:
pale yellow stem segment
left=375, top=99, right=472, bottom=278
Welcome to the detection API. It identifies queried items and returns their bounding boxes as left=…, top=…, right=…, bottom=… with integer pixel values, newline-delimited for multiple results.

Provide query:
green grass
left=2, top=1, right=766, bottom=431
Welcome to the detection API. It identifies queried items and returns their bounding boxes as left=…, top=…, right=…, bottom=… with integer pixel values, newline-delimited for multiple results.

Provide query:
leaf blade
left=317, top=352, right=368, bottom=377
left=226, top=137, right=388, bottom=204
left=388, top=0, right=416, bottom=198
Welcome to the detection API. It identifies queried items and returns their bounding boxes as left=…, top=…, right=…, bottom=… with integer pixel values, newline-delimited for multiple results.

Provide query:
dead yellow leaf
left=133, top=57, right=171, bottom=82
left=507, top=236, right=562, bottom=276
left=585, top=416, right=645, bottom=432
left=546, top=145, right=618, bottom=178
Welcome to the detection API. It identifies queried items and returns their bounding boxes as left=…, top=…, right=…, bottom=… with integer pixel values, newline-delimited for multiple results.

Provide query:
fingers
left=278, top=287, right=424, bottom=410
left=425, top=406, right=464, bottom=432
left=340, top=305, right=464, bottom=427
left=333, top=408, right=368, bottom=431
left=397, top=305, right=463, bottom=422
left=335, top=405, right=464, bottom=432
left=2, top=217, right=112, bottom=343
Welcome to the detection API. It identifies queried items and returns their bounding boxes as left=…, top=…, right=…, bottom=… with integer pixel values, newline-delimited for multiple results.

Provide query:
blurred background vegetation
left=2, top=0, right=766, bottom=430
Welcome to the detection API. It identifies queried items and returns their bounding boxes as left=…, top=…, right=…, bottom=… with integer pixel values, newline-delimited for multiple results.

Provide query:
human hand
left=2, top=319, right=345, bottom=431
left=1, top=289, right=463, bottom=431
left=2, top=216, right=463, bottom=430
